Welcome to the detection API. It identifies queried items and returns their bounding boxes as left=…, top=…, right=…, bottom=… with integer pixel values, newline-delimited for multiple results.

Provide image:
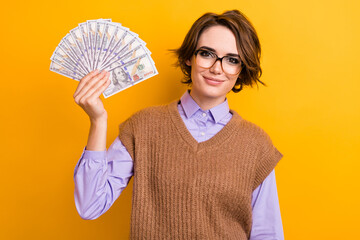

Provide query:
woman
left=73, top=10, right=284, bottom=240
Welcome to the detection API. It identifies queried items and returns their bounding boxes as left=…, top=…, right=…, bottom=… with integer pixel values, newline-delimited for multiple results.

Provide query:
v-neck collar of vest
left=167, top=99, right=243, bottom=153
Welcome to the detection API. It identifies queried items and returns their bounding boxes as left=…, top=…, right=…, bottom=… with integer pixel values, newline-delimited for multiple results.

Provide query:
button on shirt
left=73, top=90, right=284, bottom=240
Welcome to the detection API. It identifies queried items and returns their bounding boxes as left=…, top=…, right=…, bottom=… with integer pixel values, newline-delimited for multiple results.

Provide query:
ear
left=185, top=59, right=191, bottom=66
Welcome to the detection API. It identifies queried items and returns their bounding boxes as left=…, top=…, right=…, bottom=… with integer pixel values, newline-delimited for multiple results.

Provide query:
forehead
left=197, top=25, right=238, bottom=54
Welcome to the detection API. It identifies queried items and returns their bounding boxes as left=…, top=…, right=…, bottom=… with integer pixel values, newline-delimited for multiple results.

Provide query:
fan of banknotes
left=50, top=19, right=158, bottom=98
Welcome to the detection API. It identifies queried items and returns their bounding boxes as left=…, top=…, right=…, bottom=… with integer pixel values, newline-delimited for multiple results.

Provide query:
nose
left=209, top=59, right=223, bottom=74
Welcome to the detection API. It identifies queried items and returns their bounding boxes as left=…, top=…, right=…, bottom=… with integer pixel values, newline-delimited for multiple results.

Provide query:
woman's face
left=186, top=25, right=240, bottom=106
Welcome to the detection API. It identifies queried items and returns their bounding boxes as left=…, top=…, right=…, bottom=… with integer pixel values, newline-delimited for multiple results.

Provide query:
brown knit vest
left=119, top=100, right=283, bottom=239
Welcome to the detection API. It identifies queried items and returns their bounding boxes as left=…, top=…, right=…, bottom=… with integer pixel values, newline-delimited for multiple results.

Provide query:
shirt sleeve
left=250, top=170, right=284, bottom=240
left=73, top=137, right=134, bottom=220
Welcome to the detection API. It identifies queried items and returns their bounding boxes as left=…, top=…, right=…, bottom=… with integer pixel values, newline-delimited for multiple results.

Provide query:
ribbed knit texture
left=119, top=100, right=283, bottom=240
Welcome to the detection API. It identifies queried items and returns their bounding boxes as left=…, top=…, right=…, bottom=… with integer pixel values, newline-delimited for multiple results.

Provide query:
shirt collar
left=179, top=90, right=230, bottom=123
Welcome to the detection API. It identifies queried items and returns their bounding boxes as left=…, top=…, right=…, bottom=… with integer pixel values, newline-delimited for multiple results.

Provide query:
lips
left=203, top=76, right=225, bottom=86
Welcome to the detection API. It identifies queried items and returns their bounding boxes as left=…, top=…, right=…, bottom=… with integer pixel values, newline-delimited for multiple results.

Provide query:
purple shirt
left=74, top=91, right=284, bottom=239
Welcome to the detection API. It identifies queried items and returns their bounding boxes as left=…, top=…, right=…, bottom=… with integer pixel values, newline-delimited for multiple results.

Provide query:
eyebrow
left=198, top=46, right=240, bottom=58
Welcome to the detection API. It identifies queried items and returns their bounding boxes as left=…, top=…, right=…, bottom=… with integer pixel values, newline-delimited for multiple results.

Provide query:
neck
left=189, top=90, right=226, bottom=110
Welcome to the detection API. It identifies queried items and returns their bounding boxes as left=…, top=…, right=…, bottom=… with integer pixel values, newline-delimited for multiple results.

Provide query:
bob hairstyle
left=173, top=10, right=265, bottom=93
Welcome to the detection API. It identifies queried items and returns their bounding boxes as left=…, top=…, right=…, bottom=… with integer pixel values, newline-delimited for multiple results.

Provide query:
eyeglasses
left=194, top=49, right=242, bottom=75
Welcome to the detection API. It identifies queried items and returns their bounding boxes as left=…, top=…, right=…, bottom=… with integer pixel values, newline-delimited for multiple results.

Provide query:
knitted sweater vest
left=119, top=100, right=283, bottom=240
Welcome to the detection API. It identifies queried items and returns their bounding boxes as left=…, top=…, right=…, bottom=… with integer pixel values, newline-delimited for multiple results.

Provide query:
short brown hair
left=173, top=10, right=265, bottom=92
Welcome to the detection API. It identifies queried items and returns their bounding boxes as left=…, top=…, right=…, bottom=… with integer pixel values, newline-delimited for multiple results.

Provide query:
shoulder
left=124, top=101, right=174, bottom=126
left=243, top=119, right=273, bottom=142
left=232, top=110, right=273, bottom=142
left=119, top=104, right=169, bottom=136
left=132, top=104, right=168, bottom=119
left=231, top=110, right=276, bottom=150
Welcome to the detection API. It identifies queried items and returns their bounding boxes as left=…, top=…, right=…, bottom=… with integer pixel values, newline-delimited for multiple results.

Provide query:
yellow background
left=1, top=0, right=359, bottom=239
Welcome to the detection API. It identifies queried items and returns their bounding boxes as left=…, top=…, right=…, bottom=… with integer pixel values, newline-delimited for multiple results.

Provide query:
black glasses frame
left=194, top=49, right=242, bottom=75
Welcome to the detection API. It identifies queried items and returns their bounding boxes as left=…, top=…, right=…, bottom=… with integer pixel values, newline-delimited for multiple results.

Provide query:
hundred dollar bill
left=119, top=53, right=157, bottom=81
left=102, top=61, right=135, bottom=98
left=98, top=23, right=127, bottom=67
left=93, top=21, right=107, bottom=70
left=79, top=22, right=93, bottom=70
left=50, top=51, right=87, bottom=77
left=94, top=22, right=119, bottom=70
left=50, top=61, right=82, bottom=80
left=87, top=20, right=97, bottom=69
left=51, top=57, right=85, bottom=79
left=102, top=53, right=158, bottom=98
left=110, top=21, right=146, bottom=45
left=51, top=46, right=88, bottom=76
left=62, top=34, right=90, bottom=72
left=59, top=39, right=89, bottom=74
left=100, top=44, right=151, bottom=71
left=50, top=19, right=158, bottom=98
left=100, top=33, right=144, bottom=69
left=87, top=19, right=111, bottom=70
left=70, top=27, right=91, bottom=70
left=100, top=27, right=131, bottom=68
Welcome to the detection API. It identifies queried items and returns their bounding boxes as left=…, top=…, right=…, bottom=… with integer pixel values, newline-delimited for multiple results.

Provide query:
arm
left=73, top=69, right=111, bottom=151
left=73, top=70, right=133, bottom=219
left=249, top=169, right=284, bottom=240
left=73, top=137, right=133, bottom=220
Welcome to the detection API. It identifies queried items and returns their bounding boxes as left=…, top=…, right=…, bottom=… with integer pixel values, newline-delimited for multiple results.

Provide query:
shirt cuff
left=73, top=147, right=107, bottom=179
left=83, top=148, right=107, bottom=161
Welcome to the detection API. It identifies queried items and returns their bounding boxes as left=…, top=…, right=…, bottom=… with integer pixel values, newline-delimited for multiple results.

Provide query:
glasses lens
left=195, top=50, right=215, bottom=68
left=222, top=56, right=241, bottom=74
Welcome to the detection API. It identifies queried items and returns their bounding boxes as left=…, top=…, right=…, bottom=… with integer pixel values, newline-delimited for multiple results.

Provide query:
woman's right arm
left=73, top=69, right=110, bottom=151
left=73, top=137, right=134, bottom=220
left=72, top=70, right=134, bottom=220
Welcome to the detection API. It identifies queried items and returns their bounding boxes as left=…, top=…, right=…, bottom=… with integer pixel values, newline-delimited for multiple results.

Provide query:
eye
left=225, top=56, right=241, bottom=65
left=198, top=50, right=215, bottom=58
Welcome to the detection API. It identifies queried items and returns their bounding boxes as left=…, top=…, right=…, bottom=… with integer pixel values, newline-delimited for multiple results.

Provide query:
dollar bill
left=99, top=23, right=142, bottom=65
left=100, top=33, right=145, bottom=69
left=119, top=53, right=157, bottom=82
left=62, top=34, right=90, bottom=72
left=53, top=44, right=88, bottom=75
left=50, top=47, right=87, bottom=76
left=87, top=19, right=111, bottom=70
left=87, top=20, right=97, bottom=69
left=103, top=52, right=158, bottom=98
left=93, top=21, right=106, bottom=69
left=100, top=29, right=130, bottom=68
left=50, top=19, right=158, bottom=98
left=94, top=22, right=119, bottom=70
left=99, top=23, right=127, bottom=66
left=101, top=44, right=150, bottom=70
left=58, top=39, right=89, bottom=74
left=50, top=61, right=83, bottom=80
left=70, top=27, right=91, bottom=70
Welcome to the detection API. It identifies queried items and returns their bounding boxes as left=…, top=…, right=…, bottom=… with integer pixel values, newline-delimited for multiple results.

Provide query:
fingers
left=80, top=72, right=110, bottom=101
left=74, top=70, right=108, bottom=104
left=76, top=70, right=107, bottom=98
left=73, top=70, right=99, bottom=97
left=89, top=75, right=111, bottom=99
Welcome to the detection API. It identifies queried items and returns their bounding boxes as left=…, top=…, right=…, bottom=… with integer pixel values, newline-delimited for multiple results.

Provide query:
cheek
left=227, top=73, right=239, bottom=83
left=190, top=67, right=203, bottom=85
left=191, top=64, right=206, bottom=78
left=225, top=76, right=238, bottom=89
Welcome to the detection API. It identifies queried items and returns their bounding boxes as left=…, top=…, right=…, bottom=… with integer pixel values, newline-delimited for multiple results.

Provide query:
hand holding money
left=50, top=19, right=158, bottom=98
left=73, top=70, right=111, bottom=122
